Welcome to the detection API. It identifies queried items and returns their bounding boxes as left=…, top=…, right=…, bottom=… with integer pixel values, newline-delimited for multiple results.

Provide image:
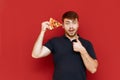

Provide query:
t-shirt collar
left=63, top=34, right=80, bottom=41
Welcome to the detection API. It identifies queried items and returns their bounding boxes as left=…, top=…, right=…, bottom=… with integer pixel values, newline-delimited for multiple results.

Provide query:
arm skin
left=32, top=21, right=51, bottom=58
left=73, top=38, right=98, bottom=74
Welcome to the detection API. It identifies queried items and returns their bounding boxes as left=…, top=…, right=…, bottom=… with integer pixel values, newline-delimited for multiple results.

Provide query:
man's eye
left=65, top=23, right=70, bottom=25
left=73, top=21, right=77, bottom=24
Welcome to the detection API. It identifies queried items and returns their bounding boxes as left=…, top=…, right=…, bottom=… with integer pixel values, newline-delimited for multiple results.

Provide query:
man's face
left=63, top=18, right=79, bottom=37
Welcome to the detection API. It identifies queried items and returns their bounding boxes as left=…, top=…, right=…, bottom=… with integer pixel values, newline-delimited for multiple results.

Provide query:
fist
left=73, top=38, right=85, bottom=53
left=41, top=21, right=50, bottom=31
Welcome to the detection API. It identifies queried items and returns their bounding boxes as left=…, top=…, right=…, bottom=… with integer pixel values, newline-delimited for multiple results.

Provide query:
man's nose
left=69, top=23, right=73, bottom=28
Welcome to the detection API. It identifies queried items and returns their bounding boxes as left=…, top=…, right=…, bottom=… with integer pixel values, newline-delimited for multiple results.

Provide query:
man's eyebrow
left=64, top=21, right=72, bottom=23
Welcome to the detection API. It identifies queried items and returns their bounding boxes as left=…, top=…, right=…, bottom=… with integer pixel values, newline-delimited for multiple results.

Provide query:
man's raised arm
left=32, top=21, right=51, bottom=58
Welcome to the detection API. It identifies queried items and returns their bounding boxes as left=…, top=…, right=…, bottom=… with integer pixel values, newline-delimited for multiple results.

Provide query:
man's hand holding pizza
left=41, top=18, right=62, bottom=32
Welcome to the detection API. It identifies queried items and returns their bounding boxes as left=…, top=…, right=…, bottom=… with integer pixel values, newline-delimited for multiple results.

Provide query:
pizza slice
left=49, top=18, right=62, bottom=30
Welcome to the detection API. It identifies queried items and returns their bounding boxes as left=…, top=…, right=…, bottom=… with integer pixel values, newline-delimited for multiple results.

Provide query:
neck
left=65, top=34, right=78, bottom=41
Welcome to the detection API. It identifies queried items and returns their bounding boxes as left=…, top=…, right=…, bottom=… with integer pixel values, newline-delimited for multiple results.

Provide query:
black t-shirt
left=44, top=35, right=96, bottom=80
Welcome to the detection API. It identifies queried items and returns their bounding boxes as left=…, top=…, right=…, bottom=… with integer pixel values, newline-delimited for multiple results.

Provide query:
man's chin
left=66, top=33, right=76, bottom=37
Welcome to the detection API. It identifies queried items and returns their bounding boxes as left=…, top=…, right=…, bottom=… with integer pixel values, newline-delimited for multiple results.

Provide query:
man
left=32, top=11, right=98, bottom=80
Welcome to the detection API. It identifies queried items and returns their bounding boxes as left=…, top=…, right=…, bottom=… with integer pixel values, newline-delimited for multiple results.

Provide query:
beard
left=65, top=30, right=77, bottom=38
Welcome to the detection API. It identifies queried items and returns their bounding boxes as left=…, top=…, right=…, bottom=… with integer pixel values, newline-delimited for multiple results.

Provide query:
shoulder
left=79, top=37, right=90, bottom=43
left=49, top=35, right=64, bottom=41
left=48, top=36, right=64, bottom=43
left=79, top=37, right=92, bottom=47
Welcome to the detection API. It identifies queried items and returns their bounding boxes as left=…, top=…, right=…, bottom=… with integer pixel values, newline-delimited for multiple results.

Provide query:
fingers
left=76, top=38, right=79, bottom=42
left=74, top=36, right=82, bottom=45
left=41, top=21, right=51, bottom=31
left=75, top=36, right=80, bottom=43
left=42, top=21, right=50, bottom=27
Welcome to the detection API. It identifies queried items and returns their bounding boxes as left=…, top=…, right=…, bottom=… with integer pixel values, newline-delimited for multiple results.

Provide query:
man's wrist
left=79, top=47, right=87, bottom=55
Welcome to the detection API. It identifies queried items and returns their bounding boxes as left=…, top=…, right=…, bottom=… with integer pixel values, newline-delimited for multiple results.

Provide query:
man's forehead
left=64, top=18, right=78, bottom=22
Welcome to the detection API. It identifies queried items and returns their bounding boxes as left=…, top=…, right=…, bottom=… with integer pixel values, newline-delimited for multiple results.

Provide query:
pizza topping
left=49, top=18, right=62, bottom=30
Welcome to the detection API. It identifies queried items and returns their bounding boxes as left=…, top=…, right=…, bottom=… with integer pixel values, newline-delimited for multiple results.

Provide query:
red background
left=0, top=0, right=120, bottom=80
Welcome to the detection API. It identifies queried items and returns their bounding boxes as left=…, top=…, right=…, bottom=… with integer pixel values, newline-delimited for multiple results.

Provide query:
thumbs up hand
left=73, top=38, right=85, bottom=53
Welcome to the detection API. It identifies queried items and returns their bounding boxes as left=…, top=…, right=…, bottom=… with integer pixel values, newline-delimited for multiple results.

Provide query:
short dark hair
left=62, top=11, right=79, bottom=22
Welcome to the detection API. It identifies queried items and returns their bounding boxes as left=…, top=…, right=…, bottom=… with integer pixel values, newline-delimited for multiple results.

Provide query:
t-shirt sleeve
left=86, top=41, right=97, bottom=59
left=44, top=39, right=54, bottom=53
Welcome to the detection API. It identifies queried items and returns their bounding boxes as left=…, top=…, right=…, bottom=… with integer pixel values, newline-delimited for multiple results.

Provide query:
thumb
left=75, top=37, right=79, bottom=42
left=75, top=37, right=82, bottom=45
